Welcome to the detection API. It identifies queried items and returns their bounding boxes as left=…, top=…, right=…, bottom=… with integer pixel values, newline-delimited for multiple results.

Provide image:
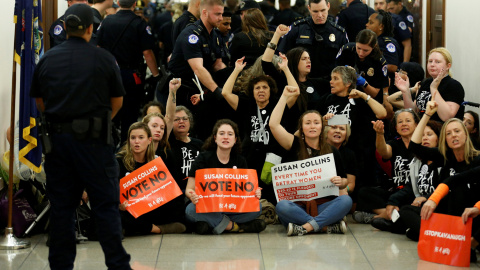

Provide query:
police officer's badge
left=399, top=21, right=407, bottom=30
left=386, top=43, right=396, bottom=53
left=407, top=15, right=414, bottom=23
left=239, top=1, right=245, bottom=9
left=329, top=34, right=335, bottom=42
left=54, top=25, right=63, bottom=35
left=146, top=26, right=152, bottom=35
left=189, top=34, right=199, bottom=44
left=367, top=68, right=374, bottom=76
left=382, top=65, right=388, bottom=77
left=306, top=87, right=314, bottom=94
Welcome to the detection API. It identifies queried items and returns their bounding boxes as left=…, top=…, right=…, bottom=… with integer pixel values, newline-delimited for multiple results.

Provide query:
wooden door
left=426, top=0, right=445, bottom=67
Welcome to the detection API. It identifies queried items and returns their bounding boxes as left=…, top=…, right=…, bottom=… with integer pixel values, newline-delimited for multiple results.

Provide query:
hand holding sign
left=421, top=199, right=438, bottom=220
left=330, top=176, right=347, bottom=189
left=189, top=190, right=200, bottom=205
left=255, top=187, right=262, bottom=199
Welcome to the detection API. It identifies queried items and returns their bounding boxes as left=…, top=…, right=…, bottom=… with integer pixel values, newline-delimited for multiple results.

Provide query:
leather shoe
left=371, top=218, right=393, bottom=232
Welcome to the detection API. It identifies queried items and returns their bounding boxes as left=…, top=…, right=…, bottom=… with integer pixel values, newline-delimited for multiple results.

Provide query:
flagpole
left=0, top=33, right=31, bottom=252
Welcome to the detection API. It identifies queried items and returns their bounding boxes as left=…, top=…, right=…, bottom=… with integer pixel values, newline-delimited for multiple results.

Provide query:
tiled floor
left=1, top=216, right=480, bottom=270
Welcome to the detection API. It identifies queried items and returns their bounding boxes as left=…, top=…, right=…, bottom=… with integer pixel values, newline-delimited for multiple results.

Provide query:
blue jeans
left=185, top=201, right=262, bottom=234
left=276, top=196, right=352, bottom=232
left=45, top=133, right=131, bottom=270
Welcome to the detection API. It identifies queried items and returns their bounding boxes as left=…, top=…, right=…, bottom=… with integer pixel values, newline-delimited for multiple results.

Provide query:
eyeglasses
left=315, top=33, right=323, bottom=43
left=394, top=108, right=414, bottom=116
left=174, top=117, right=189, bottom=122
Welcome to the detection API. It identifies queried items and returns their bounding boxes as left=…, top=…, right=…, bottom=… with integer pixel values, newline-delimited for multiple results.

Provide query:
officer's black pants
left=117, top=69, right=144, bottom=143
left=45, top=133, right=131, bottom=270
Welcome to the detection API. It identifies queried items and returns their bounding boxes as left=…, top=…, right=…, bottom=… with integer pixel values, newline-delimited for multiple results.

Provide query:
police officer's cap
left=64, top=4, right=93, bottom=30
left=238, top=0, right=261, bottom=12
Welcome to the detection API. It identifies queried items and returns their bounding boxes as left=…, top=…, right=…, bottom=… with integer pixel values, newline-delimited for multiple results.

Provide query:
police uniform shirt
left=49, top=15, right=66, bottom=48
left=30, top=37, right=125, bottom=123
left=398, top=6, right=414, bottom=31
left=171, top=11, right=197, bottom=46
left=336, top=0, right=375, bottom=42
left=270, top=8, right=303, bottom=27
left=378, top=35, right=400, bottom=67
left=96, top=10, right=155, bottom=69
left=278, top=17, right=348, bottom=79
left=168, top=20, right=223, bottom=79
left=415, top=76, right=465, bottom=122
left=336, top=42, right=388, bottom=102
left=391, top=13, right=411, bottom=52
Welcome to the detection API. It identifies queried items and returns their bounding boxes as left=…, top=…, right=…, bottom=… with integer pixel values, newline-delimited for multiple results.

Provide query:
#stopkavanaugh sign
left=272, top=153, right=338, bottom=202
left=194, top=168, right=259, bottom=213
left=120, top=157, right=182, bottom=218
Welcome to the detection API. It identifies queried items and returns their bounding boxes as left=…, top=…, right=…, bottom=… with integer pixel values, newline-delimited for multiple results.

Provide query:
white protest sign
left=272, top=153, right=339, bottom=202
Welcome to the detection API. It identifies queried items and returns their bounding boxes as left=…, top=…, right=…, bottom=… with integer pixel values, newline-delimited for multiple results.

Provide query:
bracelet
left=383, top=93, right=389, bottom=96
left=365, top=95, right=371, bottom=103
left=425, top=113, right=432, bottom=117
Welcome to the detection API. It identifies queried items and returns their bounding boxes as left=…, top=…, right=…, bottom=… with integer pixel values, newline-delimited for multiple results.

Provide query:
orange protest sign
left=119, top=157, right=182, bottom=218
left=194, top=168, right=259, bottom=213
left=418, top=213, right=472, bottom=267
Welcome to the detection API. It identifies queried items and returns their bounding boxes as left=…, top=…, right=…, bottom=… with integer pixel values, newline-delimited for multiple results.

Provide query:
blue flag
left=14, top=0, right=43, bottom=173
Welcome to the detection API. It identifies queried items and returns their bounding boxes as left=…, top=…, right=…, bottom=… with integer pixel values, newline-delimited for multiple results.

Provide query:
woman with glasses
left=169, top=106, right=204, bottom=191
left=395, top=47, right=465, bottom=122
left=353, top=108, right=419, bottom=224
left=336, top=29, right=389, bottom=104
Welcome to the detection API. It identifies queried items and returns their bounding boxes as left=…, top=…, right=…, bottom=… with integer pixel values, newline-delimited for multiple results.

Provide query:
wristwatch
left=267, top=42, right=277, bottom=50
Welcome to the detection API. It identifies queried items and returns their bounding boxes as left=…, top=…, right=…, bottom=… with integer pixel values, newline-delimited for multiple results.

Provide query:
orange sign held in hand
left=119, top=157, right=182, bottom=218
left=418, top=213, right=472, bottom=267
left=194, top=168, right=259, bottom=213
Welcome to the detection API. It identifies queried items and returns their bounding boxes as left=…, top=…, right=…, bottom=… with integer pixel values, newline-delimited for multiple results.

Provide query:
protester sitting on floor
left=221, top=58, right=297, bottom=205
left=464, top=110, right=480, bottom=150
left=319, top=66, right=386, bottom=210
left=269, top=85, right=352, bottom=236
left=378, top=119, right=442, bottom=234
left=185, top=119, right=266, bottom=235
left=117, top=122, right=186, bottom=235
left=324, top=123, right=357, bottom=198
left=354, top=108, right=418, bottom=224
left=141, top=101, right=166, bottom=118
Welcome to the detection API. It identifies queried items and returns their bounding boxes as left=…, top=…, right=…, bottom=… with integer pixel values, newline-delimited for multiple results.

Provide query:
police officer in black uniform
left=30, top=4, right=131, bottom=269
left=168, top=0, right=225, bottom=105
left=96, top=0, right=159, bottom=143
left=277, top=0, right=348, bottom=80
left=336, top=29, right=389, bottom=104
left=171, top=0, right=200, bottom=45
left=336, top=0, right=375, bottom=42
left=48, top=0, right=88, bottom=48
